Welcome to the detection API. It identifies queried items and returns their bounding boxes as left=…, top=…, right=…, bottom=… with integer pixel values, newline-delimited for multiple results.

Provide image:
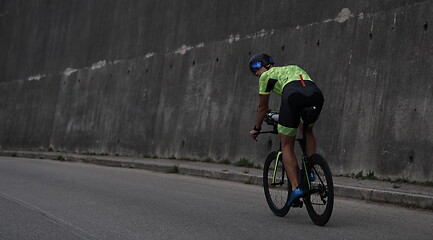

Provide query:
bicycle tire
left=304, top=154, right=334, bottom=226
left=263, top=151, right=291, bottom=217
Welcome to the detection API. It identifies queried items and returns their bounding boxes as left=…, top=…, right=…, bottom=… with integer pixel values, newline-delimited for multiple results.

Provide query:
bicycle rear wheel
left=304, top=154, right=334, bottom=226
left=263, top=151, right=291, bottom=217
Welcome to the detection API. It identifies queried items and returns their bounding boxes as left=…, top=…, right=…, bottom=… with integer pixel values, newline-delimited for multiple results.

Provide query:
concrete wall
left=0, top=0, right=432, bottom=181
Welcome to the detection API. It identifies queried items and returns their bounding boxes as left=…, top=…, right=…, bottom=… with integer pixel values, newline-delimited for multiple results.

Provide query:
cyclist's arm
left=254, top=94, right=270, bottom=130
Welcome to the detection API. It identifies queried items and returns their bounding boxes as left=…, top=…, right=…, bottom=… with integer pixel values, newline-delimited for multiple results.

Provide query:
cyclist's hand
left=249, top=129, right=260, bottom=139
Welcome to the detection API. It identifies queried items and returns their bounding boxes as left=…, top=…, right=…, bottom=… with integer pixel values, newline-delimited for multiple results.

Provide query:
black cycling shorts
left=278, top=80, right=324, bottom=136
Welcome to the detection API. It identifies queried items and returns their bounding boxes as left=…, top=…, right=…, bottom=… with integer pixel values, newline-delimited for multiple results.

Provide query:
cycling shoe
left=288, top=188, right=304, bottom=206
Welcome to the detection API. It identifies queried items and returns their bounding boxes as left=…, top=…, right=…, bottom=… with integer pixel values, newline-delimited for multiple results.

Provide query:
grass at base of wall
left=233, top=158, right=261, bottom=169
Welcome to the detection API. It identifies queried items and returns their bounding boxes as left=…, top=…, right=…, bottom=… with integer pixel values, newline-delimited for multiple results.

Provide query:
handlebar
left=257, top=111, right=279, bottom=135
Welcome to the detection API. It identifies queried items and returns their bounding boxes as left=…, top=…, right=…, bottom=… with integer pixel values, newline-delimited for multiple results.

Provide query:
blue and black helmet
left=248, top=53, right=274, bottom=75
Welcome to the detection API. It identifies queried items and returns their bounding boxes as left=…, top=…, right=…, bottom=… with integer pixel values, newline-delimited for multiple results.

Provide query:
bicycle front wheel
left=304, top=154, right=334, bottom=226
left=263, top=151, right=291, bottom=217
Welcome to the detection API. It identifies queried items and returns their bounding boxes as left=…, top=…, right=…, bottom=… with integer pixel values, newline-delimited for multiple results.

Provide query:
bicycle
left=258, top=107, right=334, bottom=226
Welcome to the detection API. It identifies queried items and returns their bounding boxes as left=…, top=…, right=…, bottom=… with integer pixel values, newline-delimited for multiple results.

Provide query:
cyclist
left=248, top=53, right=324, bottom=206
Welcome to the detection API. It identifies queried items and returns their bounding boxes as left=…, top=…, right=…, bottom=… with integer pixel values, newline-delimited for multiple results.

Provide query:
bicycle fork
left=271, top=152, right=283, bottom=185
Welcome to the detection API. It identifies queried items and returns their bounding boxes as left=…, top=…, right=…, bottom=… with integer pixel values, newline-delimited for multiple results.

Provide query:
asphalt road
left=1, top=157, right=432, bottom=240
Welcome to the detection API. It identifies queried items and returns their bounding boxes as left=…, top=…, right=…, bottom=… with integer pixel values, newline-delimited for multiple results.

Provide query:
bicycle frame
left=262, top=111, right=319, bottom=194
left=261, top=109, right=333, bottom=225
left=270, top=123, right=313, bottom=191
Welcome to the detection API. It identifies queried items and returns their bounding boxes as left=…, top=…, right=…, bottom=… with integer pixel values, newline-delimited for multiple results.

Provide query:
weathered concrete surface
left=0, top=0, right=432, bottom=181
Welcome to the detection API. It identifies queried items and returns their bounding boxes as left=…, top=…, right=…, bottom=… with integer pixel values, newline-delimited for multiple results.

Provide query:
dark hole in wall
left=408, top=150, right=415, bottom=164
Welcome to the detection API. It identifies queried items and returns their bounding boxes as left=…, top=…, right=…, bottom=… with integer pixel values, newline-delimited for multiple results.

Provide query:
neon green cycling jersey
left=258, top=65, right=313, bottom=95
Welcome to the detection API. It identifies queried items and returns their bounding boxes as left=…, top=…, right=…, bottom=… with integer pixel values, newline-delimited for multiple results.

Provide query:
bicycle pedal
left=292, top=199, right=303, bottom=208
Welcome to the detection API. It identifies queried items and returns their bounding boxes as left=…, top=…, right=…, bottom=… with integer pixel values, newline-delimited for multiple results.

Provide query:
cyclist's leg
left=298, top=124, right=316, bottom=157
left=279, top=133, right=298, bottom=191
left=278, top=84, right=302, bottom=192
left=302, top=87, right=324, bottom=156
left=305, top=126, right=316, bottom=157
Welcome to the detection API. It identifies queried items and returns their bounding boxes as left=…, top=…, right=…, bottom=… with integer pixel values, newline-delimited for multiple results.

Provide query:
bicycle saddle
left=300, top=106, right=319, bottom=126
